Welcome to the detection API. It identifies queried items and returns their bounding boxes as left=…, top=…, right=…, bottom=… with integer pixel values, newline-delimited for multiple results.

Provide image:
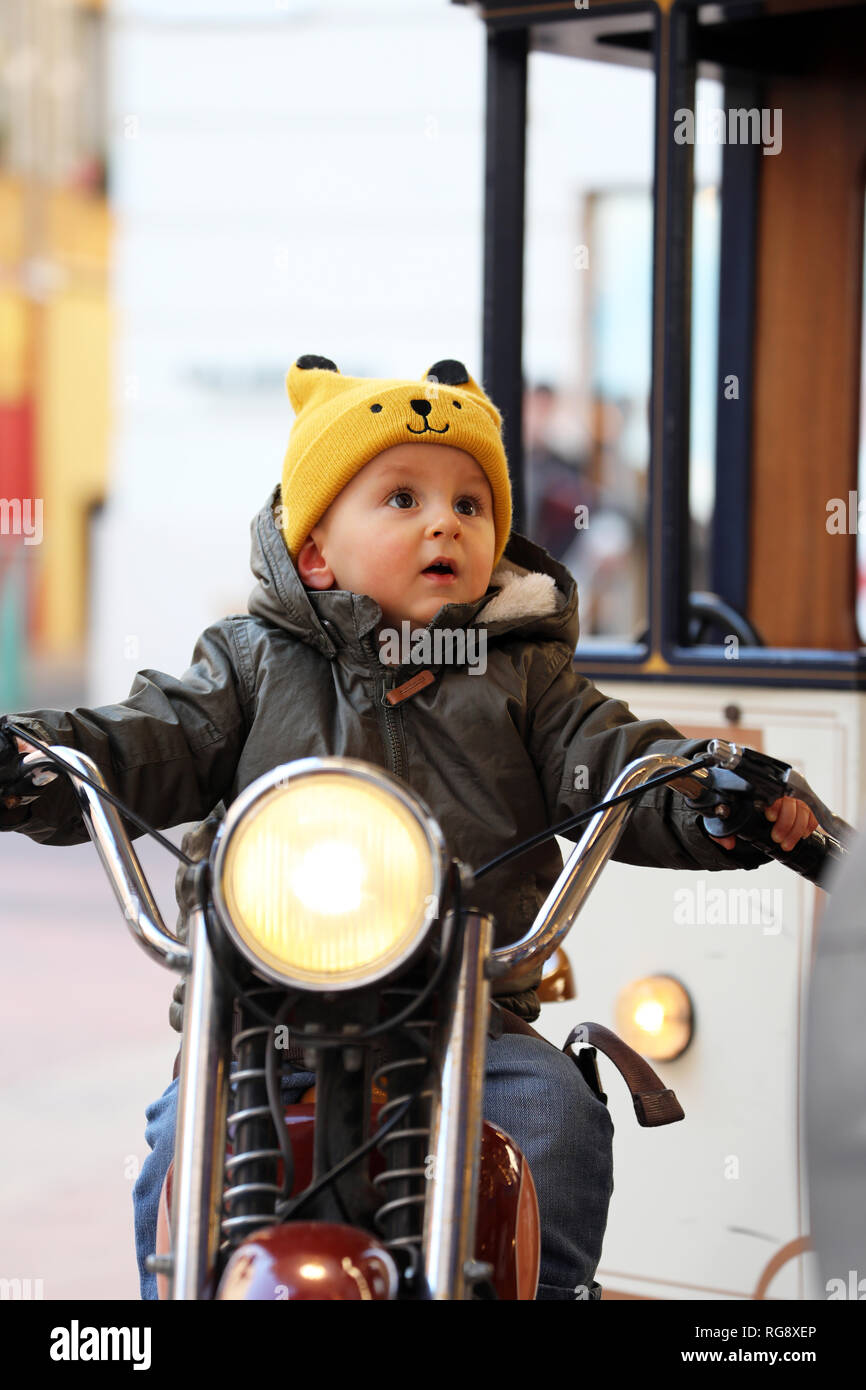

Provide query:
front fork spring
left=221, top=988, right=285, bottom=1246
left=370, top=1013, right=437, bottom=1255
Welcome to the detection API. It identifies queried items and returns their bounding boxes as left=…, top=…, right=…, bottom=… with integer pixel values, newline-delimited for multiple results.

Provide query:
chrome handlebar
left=28, top=740, right=842, bottom=982
left=489, top=753, right=704, bottom=977
left=30, top=745, right=707, bottom=980
left=42, top=746, right=190, bottom=971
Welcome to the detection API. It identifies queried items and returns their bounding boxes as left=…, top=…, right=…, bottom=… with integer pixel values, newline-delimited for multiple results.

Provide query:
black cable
left=472, top=756, right=714, bottom=880
left=282, top=1016, right=438, bottom=1228
left=212, top=937, right=289, bottom=1028
left=324, top=1112, right=355, bottom=1228
left=3, top=720, right=194, bottom=866
left=275, top=1086, right=418, bottom=1222
left=265, top=993, right=300, bottom=1200
left=263, top=879, right=457, bottom=1224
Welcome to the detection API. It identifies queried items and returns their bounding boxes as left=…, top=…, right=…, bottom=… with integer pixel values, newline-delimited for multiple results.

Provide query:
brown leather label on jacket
left=385, top=670, right=436, bottom=705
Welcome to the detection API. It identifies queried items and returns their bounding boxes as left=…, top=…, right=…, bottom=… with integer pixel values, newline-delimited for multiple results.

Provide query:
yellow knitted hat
left=279, top=354, right=512, bottom=568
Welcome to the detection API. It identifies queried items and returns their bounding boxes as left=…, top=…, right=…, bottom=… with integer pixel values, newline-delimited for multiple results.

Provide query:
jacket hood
left=246, top=483, right=580, bottom=662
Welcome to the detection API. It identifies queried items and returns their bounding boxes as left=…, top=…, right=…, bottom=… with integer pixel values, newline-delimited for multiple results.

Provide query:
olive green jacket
left=2, top=486, right=764, bottom=1021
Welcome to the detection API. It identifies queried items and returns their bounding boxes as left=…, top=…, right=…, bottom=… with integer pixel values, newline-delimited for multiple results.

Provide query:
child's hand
left=1, top=736, right=38, bottom=810
left=708, top=796, right=819, bottom=852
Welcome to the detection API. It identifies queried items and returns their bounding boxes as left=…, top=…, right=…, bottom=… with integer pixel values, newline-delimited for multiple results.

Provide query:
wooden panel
left=749, top=32, right=866, bottom=649
left=673, top=725, right=764, bottom=750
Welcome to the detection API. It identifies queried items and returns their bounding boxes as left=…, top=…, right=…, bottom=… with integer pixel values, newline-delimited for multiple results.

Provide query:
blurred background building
left=1, top=0, right=737, bottom=715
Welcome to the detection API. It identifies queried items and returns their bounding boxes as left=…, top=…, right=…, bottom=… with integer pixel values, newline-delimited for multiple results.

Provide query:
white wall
left=91, top=0, right=663, bottom=700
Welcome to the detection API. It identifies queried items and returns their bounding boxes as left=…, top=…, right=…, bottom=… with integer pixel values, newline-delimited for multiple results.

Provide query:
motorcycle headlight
left=212, top=758, right=447, bottom=991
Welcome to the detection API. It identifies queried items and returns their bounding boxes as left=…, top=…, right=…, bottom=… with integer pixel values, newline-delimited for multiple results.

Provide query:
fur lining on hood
left=477, top=557, right=560, bottom=625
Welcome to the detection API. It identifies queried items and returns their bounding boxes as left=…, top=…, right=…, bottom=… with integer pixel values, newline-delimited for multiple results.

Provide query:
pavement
left=0, top=826, right=183, bottom=1301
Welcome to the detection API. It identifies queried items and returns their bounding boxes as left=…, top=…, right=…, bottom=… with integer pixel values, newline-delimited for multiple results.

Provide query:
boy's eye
left=387, top=490, right=416, bottom=509
left=455, top=495, right=484, bottom=516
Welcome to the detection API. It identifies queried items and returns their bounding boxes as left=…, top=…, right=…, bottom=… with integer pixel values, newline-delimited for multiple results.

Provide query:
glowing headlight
left=615, top=976, right=693, bottom=1061
left=212, top=759, right=446, bottom=990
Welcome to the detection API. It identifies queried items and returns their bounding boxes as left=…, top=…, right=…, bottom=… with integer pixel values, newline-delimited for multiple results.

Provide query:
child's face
left=297, top=442, right=497, bottom=631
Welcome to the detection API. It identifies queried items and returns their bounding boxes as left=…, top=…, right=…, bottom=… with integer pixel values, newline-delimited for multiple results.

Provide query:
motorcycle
left=0, top=719, right=853, bottom=1300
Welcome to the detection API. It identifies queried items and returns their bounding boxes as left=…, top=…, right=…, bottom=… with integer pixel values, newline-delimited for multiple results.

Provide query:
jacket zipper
left=362, top=632, right=406, bottom=780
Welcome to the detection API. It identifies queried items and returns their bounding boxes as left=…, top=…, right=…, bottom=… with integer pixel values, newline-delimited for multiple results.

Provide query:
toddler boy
left=1, top=355, right=817, bottom=1300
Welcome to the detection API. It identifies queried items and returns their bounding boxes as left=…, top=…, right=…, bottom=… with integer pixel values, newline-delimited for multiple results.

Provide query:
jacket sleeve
left=0, top=619, right=253, bottom=847
left=525, top=647, right=769, bottom=873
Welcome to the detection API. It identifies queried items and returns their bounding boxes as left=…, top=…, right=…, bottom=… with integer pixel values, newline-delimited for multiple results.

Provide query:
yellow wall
left=36, top=288, right=110, bottom=654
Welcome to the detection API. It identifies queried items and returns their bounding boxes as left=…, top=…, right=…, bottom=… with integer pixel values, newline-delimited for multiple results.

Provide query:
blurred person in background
left=524, top=383, right=595, bottom=561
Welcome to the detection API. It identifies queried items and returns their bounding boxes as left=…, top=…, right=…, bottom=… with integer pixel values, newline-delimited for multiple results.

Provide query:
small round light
left=633, top=999, right=665, bottom=1034
left=615, top=976, right=693, bottom=1061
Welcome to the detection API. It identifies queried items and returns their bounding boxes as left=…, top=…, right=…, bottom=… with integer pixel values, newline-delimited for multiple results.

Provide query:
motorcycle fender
left=215, top=1222, right=400, bottom=1301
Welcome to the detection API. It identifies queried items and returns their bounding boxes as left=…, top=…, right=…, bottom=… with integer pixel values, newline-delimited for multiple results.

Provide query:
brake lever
left=683, top=740, right=851, bottom=888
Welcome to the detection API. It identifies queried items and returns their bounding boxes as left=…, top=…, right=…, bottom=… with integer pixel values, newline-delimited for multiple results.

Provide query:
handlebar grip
left=0, top=721, right=18, bottom=770
left=703, top=804, right=845, bottom=888
left=0, top=721, right=57, bottom=800
left=0, top=725, right=25, bottom=795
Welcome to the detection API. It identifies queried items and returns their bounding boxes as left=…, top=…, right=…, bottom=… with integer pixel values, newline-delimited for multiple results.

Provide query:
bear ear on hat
left=425, top=359, right=469, bottom=387
left=286, top=354, right=341, bottom=415
left=424, top=359, right=502, bottom=429
left=295, top=354, right=339, bottom=373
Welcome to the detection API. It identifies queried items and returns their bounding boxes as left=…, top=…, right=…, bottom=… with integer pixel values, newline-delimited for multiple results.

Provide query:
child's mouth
left=421, top=561, right=457, bottom=584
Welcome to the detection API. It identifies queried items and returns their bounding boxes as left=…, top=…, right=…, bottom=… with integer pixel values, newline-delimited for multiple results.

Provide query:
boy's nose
left=409, top=399, right=432, bottom=419
left=429, top=513, right=462, bottom=538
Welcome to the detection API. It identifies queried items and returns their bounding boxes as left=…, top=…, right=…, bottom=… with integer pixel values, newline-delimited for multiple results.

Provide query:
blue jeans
left=133, top=1032, right=614, bottom=1301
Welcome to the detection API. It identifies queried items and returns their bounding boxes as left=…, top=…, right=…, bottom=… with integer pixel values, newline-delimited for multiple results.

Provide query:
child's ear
left=296, top=534, right=335, bottom=591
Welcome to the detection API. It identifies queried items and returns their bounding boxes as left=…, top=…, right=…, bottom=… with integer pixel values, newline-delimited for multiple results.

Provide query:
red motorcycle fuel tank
left=157, top=1103, right=541, bottom=1299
